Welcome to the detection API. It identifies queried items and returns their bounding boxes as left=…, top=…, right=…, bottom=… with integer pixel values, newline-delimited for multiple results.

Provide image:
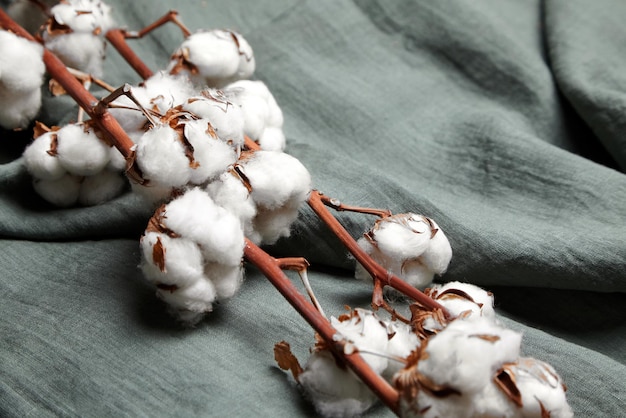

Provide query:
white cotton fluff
left=204, top=262, right=244, bottom=300
left=383, top=322, right=420, bottom=380
left=48, top=0, right=114, bottom=33
left=107, top=145, right=127, bottom=171
left=159, top=188, right=245, bottom=267
left=299, top=309, right=399, bottom=418
left=355, top=214, right=452, bottom=290
left=429, top=281, right=495, bottom=319
left=168, top=29, right=255, bottom=88
left=205, top=170, right=258, bottom=239
left=42, top=0, right=114, bottom=77
left=134, top=124, right=192, bottom=188
left=418, top=317, right=522, bottom=396
left=22, top=131, right=67, bottom=181
left=0, top=30, right=45, bottom=129
left=236, top=150, right=311, bottom=244
left=182, top=91, right=245, bottom=148
left=55, top=123, right=111, bottom=176
left=224, top=80, right=285, bottom=150
left=32, top=173, right=82, bottom=207
left=78, top=169, right=127, bottom=206
left=140, top=231, right=216, bottom=325
left=108, top=72, right=196, bottom=135
left=44, top=33, right=107, bottom=77
left=299, top=350, right=380, bottom=418
left=504, top=358, right=573, bottom=418
left=140, top=232, right=208, bottom=289
left=182, top=119, right=238, bottom=184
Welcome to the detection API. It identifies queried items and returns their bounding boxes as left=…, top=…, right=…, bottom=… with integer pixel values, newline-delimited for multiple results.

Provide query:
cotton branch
left=244, top=239, right=400, bottom=415
left=0, top=9, right=135, bottom=161
left=308, top=190, right=450, bottom=317
left=106, top=10, right=191, bottom=80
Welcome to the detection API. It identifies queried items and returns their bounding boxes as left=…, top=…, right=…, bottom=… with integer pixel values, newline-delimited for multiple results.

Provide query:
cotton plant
left=6, top=0, right=57, bottom=34
left=41, top=0, right=114, bottom=77
left=0, top=29, right=45, bottom=130
left=1, top=7, right=574, bottom=417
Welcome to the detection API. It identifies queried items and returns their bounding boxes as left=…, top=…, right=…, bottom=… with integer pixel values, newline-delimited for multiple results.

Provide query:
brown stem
left=105, top=29, right=154, bottom=80
left=308, top=190, right=449, bottom=316
left=105, top=10, right=192, bottom=80
left=320, top=194, right=392, bottom=218
left=127, top=10, right=191, bottom=39
left=244, top=239, right=400, bottom=415
left=0, top=9, right=136, bottom=160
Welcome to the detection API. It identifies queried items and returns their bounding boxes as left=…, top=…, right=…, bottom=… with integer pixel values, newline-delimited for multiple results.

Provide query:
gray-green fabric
left=1, top=0, right=625, bottom=416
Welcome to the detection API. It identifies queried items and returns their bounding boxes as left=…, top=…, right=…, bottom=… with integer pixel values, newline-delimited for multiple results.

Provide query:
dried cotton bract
left=42, top=0, right=114, bottom=77
left=168, top=29, right=255, bottom=88
left=0, top=30, right=45, bottom=129
left=139, top=188, right=245, bottom=325
left=355, top=213, right=452, bottom=290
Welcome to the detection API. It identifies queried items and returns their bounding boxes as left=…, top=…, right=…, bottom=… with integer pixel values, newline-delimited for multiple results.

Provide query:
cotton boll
left=298, top=350, right=379, bottom=418
left=0, top=30, right=45, bottom=129
left=243, top=150, right=311, bottom=210
left=22, top=131, right=67, bottom=181
left=0, top=88, right=43, bottom=130
left=331, top=309, right=391, bottom=373
left=419, top=220, right=453, bottom=275
left=157, top=277, right=216, bottom=326
left=182, top=119, right=238, bottom=184
left=44, top=32, right=107, bottom=77
left=418, top=317, right=522, bottom=395
left=383, top=322, right=420, bottom=379
left=182, top=91, right=245, bottom=148
left=224, top=80, right=285, bottom=148
left=429, top=281, right=496, bottom=320
left=257, top=126, right=286, bottom=151
left=0, top=30, right=45, bottom=92
left=205, top=171, right=257, bottom=240
left=168, top=29, right=255, bottom=88
left=140, top=232, right=207, bottom=289
left=253, top=200, right=302, bottom=244
left=32, top=173, right=82, bottom=207
left=107, top=145, right=127, bottom=171
left=134, top=124, right=192, bottom=187
left=47, top=0, right=114, bottom=33
left=355, top=213, right=452, bottom=290
left=205, top=262, right=244, bottom=300
left=160, top=188, right=245, bottom=266
left=78, top=169, right=127, bottom=206
left=55, top=123, right=111, bottom=176
left=505, top=358, right=572, bottom=418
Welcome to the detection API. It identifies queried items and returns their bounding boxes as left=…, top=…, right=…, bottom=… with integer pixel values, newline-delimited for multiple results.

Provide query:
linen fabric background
left=1, top=0, right=626, bottom=416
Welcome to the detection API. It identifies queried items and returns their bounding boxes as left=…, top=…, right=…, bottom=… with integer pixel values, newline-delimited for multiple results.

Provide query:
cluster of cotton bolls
left=396, top=283, right=573, bottom=417
left=278, top=282, right=571, bottom=417
left=21, top=121, right=127, bottom=206
left=41, top=0, right=114, bottom=77
left=292, top=308, right=419, bottom=418
left=139, top=187, right=245, bottom=325
left=0, top=29, right=46, bottom=130
left=355, top=213, right=453, bottom=292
